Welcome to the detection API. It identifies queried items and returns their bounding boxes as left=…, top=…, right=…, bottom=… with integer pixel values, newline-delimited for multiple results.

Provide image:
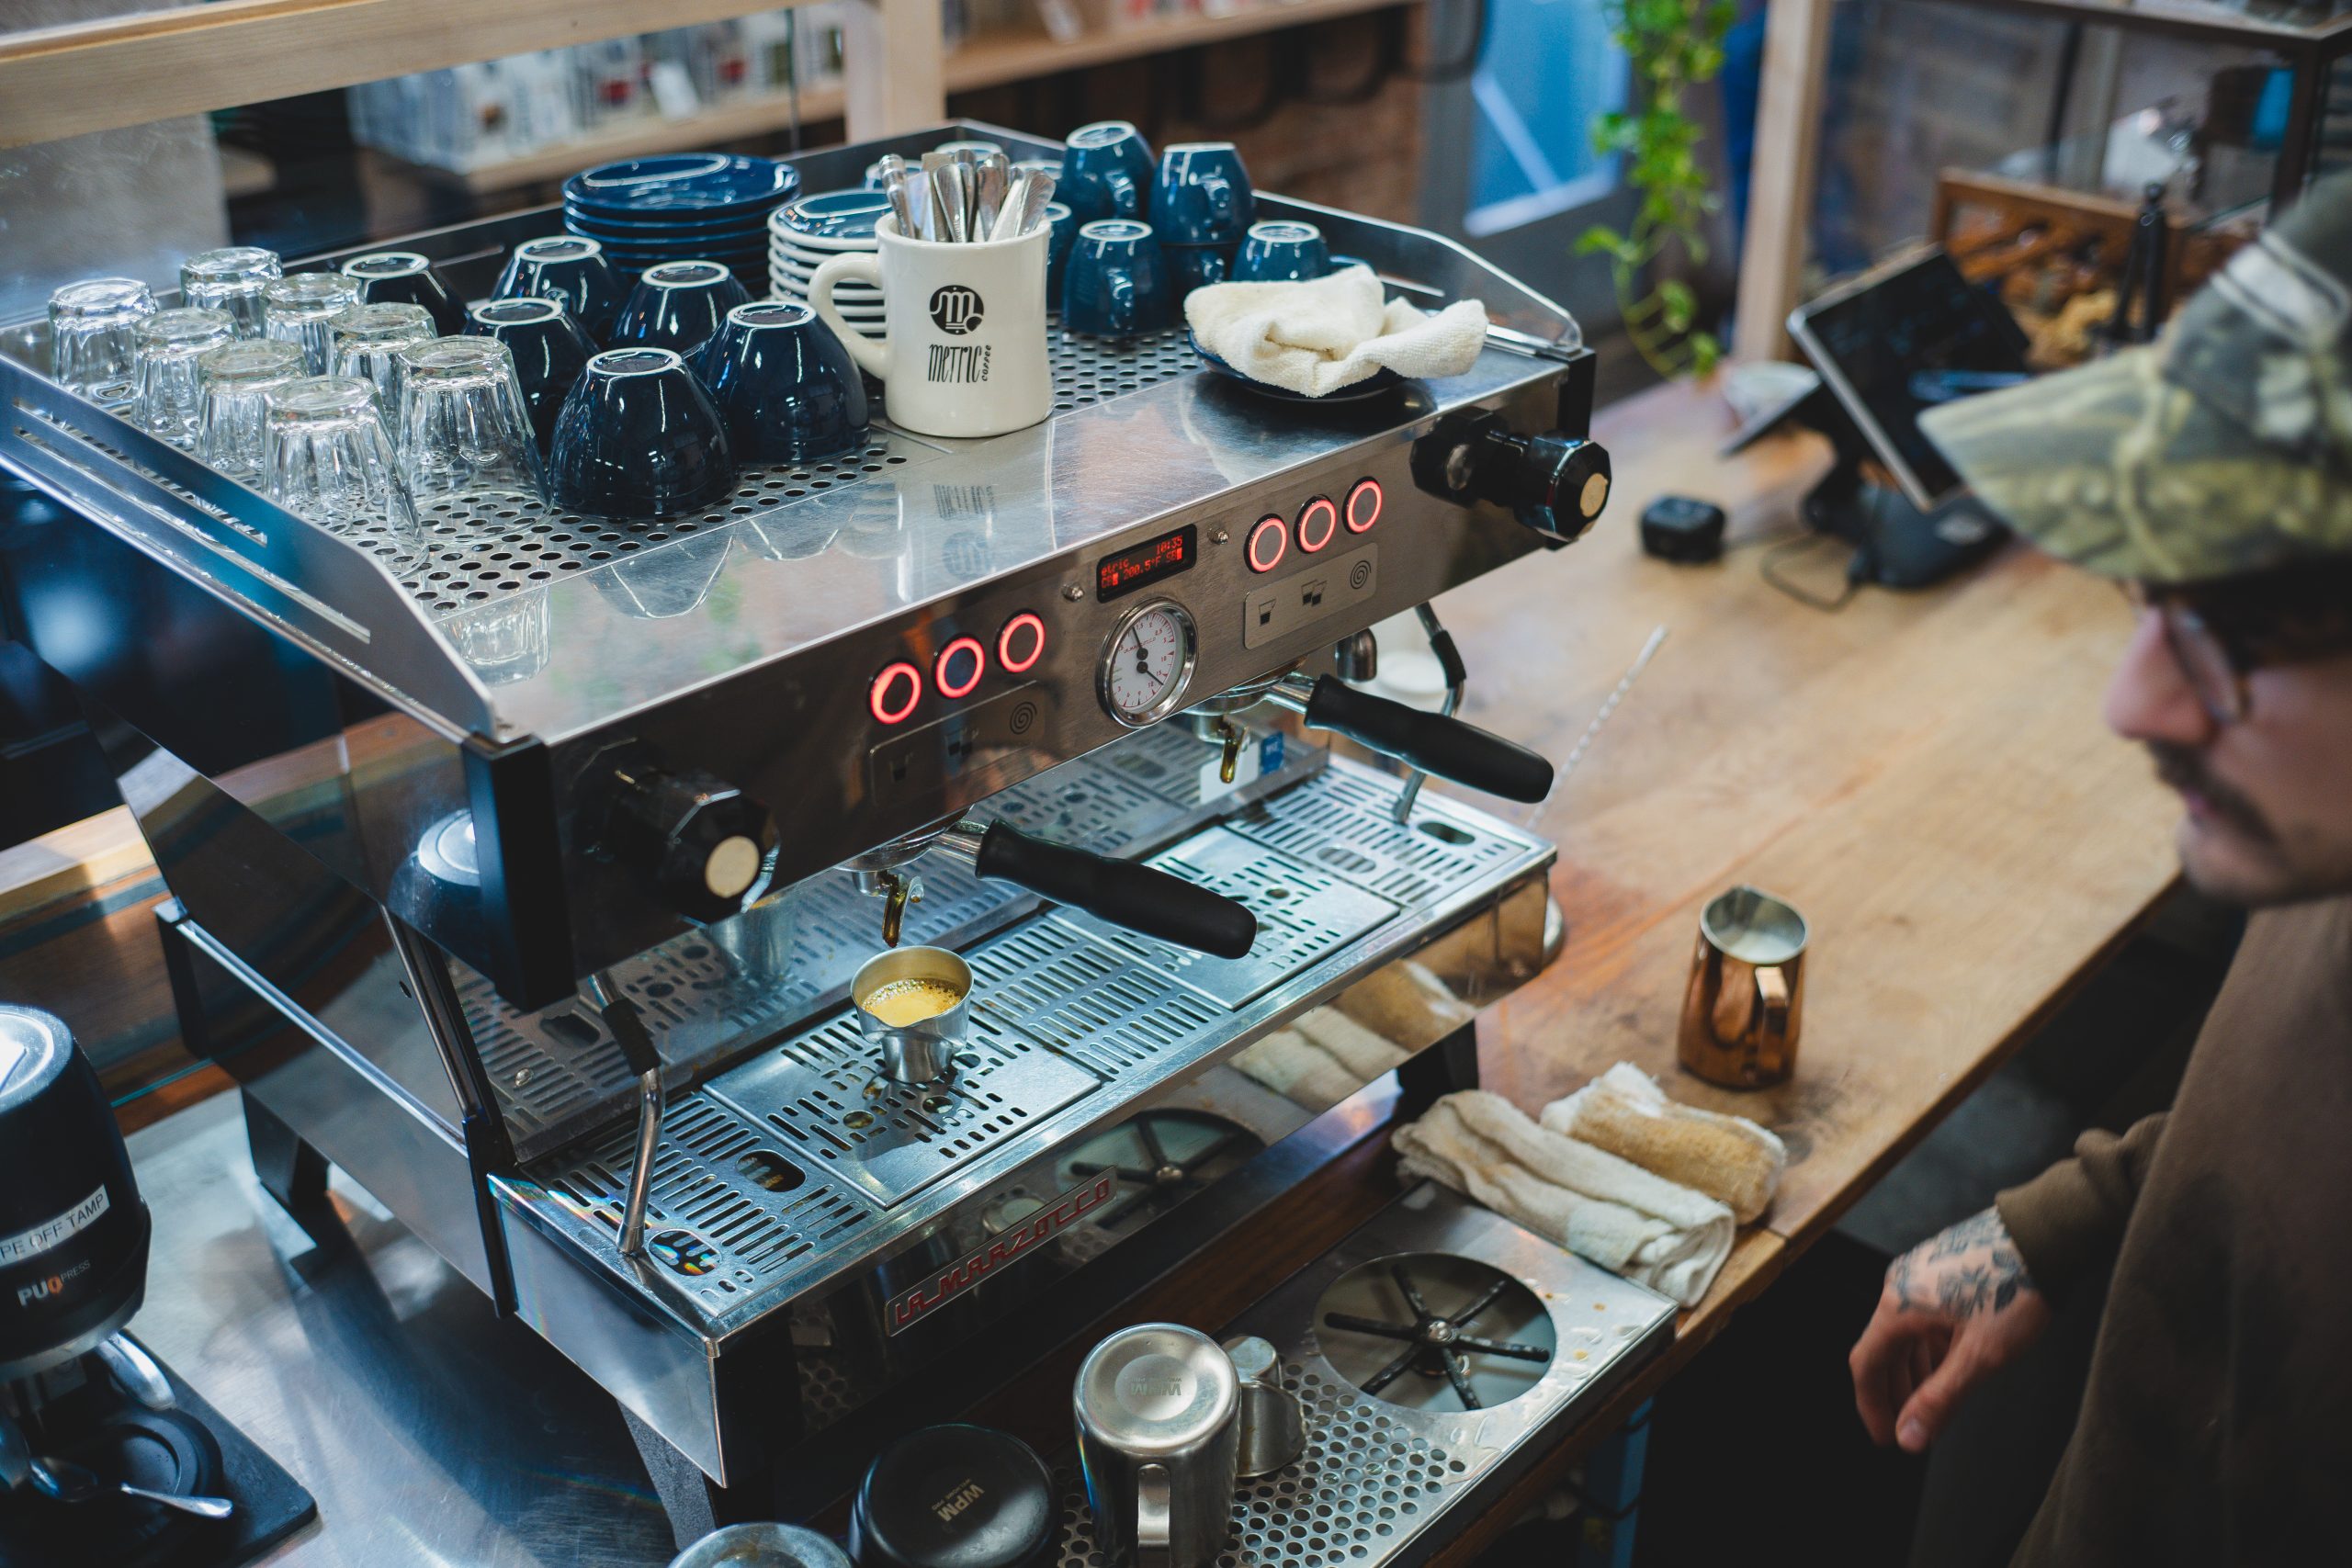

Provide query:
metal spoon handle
left=119, top=1482, right=234, bottom=1518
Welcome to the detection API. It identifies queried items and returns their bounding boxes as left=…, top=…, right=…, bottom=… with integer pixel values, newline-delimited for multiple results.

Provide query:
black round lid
left=851, top=1424, right=1056, bottom=1568
left=0, top=1004, right=70, bottom=1114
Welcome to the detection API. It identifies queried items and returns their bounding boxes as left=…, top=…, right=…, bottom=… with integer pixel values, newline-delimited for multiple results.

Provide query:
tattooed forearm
left=1889, top=1207, right=2034, bottom=1316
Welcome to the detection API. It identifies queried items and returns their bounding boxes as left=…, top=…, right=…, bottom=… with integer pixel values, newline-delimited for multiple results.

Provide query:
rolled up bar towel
left=1183, top=265, right=1489, bottom=397
left=1393, top=1090, right=1734, bottom=1307
left=1542, top=1062, right=1787, bottom=1224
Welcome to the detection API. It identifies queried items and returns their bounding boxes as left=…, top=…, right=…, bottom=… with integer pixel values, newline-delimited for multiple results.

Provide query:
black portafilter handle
left=1298, top=675, right=1555, bottom=803
left=974, top=823, right=1258, bottom=959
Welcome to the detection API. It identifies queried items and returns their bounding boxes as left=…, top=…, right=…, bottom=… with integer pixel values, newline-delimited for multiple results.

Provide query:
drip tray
left=1046, top=1185, right=1676, bottom=1568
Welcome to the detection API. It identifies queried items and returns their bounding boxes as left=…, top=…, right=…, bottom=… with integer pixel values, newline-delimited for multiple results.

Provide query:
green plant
left=1576, top=0, right=1736, bottom=378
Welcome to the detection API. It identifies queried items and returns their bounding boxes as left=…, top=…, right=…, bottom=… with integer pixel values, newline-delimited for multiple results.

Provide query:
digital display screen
left=1096, top=525, right=1195, bottom=602
left=1794, top=251, right=2030, bottom=508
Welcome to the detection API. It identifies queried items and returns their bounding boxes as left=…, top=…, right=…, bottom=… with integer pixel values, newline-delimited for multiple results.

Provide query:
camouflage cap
left=1918, top=173, right=2352, bottom=585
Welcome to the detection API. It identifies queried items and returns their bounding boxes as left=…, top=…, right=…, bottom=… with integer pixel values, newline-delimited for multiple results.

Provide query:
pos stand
left=1728, top=373, right=2004, bottom=590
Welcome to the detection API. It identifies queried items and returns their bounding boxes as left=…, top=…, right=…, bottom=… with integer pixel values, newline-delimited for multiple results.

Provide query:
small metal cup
left=1677, top=885, right=1809, bottom=1089
left=853, top=945, right=971, bottom=1085
left=1222, top=1335, right=1305, bottom=1479
left=669, top=1523, right=849, bottom=1568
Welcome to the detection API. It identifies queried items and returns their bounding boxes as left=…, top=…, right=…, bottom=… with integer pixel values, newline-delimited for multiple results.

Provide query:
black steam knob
left=1411, top=411, right=1612, bottom=545
left=605, top=763, right=775, bottom=922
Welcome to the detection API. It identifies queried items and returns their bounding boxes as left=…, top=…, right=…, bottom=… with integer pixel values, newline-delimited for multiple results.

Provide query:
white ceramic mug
left=808, top=216, right=1050, bottom=440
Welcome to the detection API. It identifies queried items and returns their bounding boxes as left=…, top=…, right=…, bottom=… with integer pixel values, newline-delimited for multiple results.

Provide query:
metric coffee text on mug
left=1096, top=525, right=1195, bottom=601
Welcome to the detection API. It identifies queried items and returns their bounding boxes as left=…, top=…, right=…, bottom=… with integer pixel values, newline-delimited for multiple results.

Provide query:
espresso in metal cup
left=1073, top=1324, right=1240, bottom=1568
left=854, top=944, right=972, bottom=1085
left=1677, top=885, right=1809, bottom=1089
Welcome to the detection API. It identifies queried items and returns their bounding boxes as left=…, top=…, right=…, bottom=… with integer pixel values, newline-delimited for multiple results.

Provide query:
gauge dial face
left=1100, top=600, right=1197, bottom=726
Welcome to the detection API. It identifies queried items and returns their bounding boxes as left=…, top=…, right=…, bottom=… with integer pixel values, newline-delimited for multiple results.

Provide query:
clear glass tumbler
left=132, top=307, right=237, bottom=449
left=394, top=337, right=544, bottom=512
left=48, top=277, right=158, bottom=406
left=261, top=272, right=362, bottom=374
left=328, top=301, right=436, bottom=434
left=179, top=246, right=283, bottom=337
left=261, top=376, right=426, bottom=574
left=196, top=339, right=305, bottom=481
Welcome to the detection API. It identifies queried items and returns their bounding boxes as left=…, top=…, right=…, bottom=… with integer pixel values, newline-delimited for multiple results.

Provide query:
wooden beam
left=1731, top=0, right=1833, bottom=363
left=842, top=0, right=946, bottom=141
left=0, top=0, right=786, bottom=149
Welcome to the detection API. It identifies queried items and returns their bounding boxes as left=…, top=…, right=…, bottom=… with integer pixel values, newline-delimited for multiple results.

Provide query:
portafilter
left=0, top=1005, right=151, bottom=1381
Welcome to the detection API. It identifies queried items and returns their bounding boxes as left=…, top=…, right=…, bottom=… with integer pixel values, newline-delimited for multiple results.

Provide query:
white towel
left=1542, top=1063, right=1787, bottom=1224
left=1183, top=265, right=1490, bottom=397
left=1233, top=1008, right=1409, bottom=1111
left=1392, top=1090, right=1735, bottom=1308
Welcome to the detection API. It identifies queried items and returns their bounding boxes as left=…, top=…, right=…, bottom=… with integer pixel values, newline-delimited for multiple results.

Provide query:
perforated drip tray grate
left=1057, top=826, right=1401, bottom=1010
left=709, top=1010, right=1101, bottom=1205
left=1227, top=767, right=1521, bottom=909
left=515, top=759, right=1554, bottom=1310
left=1045, top=1186, right=1678, bottom=1568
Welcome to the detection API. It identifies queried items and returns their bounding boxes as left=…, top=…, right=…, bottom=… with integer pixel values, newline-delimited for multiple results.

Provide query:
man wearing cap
left=1846, top=175, right=2352, bottom=1565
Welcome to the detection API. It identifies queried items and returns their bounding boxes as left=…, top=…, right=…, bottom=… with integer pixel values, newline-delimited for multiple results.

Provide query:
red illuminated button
left=1246, top=514, right=1288, bottom=573
left=1345, top=477, right=1383, bottom=533
left=935, top=636, right=986, bottom=699
left=1296, top=495, right=1339, bottom=553
left=998, top=612, right=1046, bottom=673
left=870, top=660, right=922, bottom=724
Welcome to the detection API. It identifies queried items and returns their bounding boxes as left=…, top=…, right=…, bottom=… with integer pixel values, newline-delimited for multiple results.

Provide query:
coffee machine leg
left=243, top=1089, right=331, bottom=1217
left=1394, top=1020, right=1481, bottom=1116
left=622, top=1403, right=762, bottom=1552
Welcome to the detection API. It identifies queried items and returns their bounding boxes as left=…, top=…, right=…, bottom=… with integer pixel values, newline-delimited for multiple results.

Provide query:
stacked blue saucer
left=562, top=153, right=800, bottom=288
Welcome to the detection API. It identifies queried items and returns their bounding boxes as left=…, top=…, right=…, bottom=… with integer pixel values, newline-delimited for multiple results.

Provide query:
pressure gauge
left=1098, top=598, right=1198, bottom=727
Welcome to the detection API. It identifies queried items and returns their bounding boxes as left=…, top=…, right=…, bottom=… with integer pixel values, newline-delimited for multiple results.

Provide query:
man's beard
left=2148, top=741, right=2278, bottom=847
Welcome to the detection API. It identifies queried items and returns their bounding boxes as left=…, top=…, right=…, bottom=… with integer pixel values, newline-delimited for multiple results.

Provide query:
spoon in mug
left=28, top=1454, right=234, bottom=1518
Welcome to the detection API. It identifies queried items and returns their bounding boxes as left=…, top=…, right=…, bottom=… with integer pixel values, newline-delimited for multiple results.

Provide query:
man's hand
left=1849, top=1207, right=2052, bottom=1453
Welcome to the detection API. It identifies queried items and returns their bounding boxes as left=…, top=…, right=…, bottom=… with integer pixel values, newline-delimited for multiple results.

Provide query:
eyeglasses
left=2127, top=578, right=2352, bottom=727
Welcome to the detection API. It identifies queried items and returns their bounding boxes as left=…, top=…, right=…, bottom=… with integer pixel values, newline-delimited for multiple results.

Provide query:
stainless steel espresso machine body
left=0, top=124, right=1613, bottom=1538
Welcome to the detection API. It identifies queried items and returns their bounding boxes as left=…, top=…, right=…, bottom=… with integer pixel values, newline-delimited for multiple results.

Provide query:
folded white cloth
left=1183, top=265, right=1489, bottom=397
left=1393, top=1090, right=1734, bottom=1308
left=1542, top=1063, right=1787, bottom=1224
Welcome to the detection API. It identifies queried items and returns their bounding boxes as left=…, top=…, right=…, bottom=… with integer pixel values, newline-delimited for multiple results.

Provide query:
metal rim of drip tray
left=500, top=758, right=1556, bottom=1337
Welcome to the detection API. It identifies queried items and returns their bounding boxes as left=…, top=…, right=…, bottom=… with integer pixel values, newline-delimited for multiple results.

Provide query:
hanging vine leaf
left=1573, top=0, right=1735, bottom=380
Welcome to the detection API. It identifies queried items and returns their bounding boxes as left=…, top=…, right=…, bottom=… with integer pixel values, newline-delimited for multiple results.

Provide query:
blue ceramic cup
left=495, top=236, right=627, bottom=344
left=342, top=251, right=468, bottom=336
left=466, top=297, right=595, bottom=452
left=609, top=260, right=752, bottom=359
left=1164, top=244, right=1235, bottom=296
left=1234, top=220, right=1331, bottom=283
left=1045, top=202, right=1077, bottom=305
left=699, top=301, right=868, bottom=463
left=1062, top=121, right=1154, bottom=225
left=1063, top=220, right=1173, bottom=338
left=1152, top=141, right=1253, bottom=247
left=548, top=347, right=736, bottom=519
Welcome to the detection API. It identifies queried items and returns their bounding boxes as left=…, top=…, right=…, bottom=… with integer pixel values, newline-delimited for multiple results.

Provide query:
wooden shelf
left=421, top=0, right=1415, bottom=196
left=432, top=84, right=848, bottom=195
left=944, top=0, right=1417, bottom=91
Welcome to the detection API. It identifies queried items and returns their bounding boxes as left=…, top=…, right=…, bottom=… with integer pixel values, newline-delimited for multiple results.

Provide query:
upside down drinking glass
left=261, top=376, right=426, bottom=574
left=394, top=337, right=544, bottom=513
left=132, top=307, right=236, bottom=449
left=262, top=272, right=362, bottom=374
left=48, top=277, right=158, bottom=406
left=328, top=301, right=437, bottom=434
left=179, top=246, right=283, bottom=337
left=196, top=339, right=305, bottom=481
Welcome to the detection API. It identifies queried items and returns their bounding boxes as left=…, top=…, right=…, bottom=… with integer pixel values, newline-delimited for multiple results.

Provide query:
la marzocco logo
left=929, top=284, right=985, bottom=335
left=886, top=1171, right=1115, bottom=1333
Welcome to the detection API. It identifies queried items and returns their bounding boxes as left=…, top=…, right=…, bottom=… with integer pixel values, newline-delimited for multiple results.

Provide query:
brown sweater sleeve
left=1995, top=1113, right=2168, bottom=1305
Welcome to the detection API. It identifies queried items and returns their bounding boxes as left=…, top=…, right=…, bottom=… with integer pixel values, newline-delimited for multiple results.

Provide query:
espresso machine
left=0, top=124, right=1641, bottom=1547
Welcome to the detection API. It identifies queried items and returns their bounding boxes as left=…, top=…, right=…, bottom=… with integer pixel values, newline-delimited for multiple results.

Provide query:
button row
left=870, top=613, right=1047, bottom=726
left=1248, top=478, right=1383, bottom=574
